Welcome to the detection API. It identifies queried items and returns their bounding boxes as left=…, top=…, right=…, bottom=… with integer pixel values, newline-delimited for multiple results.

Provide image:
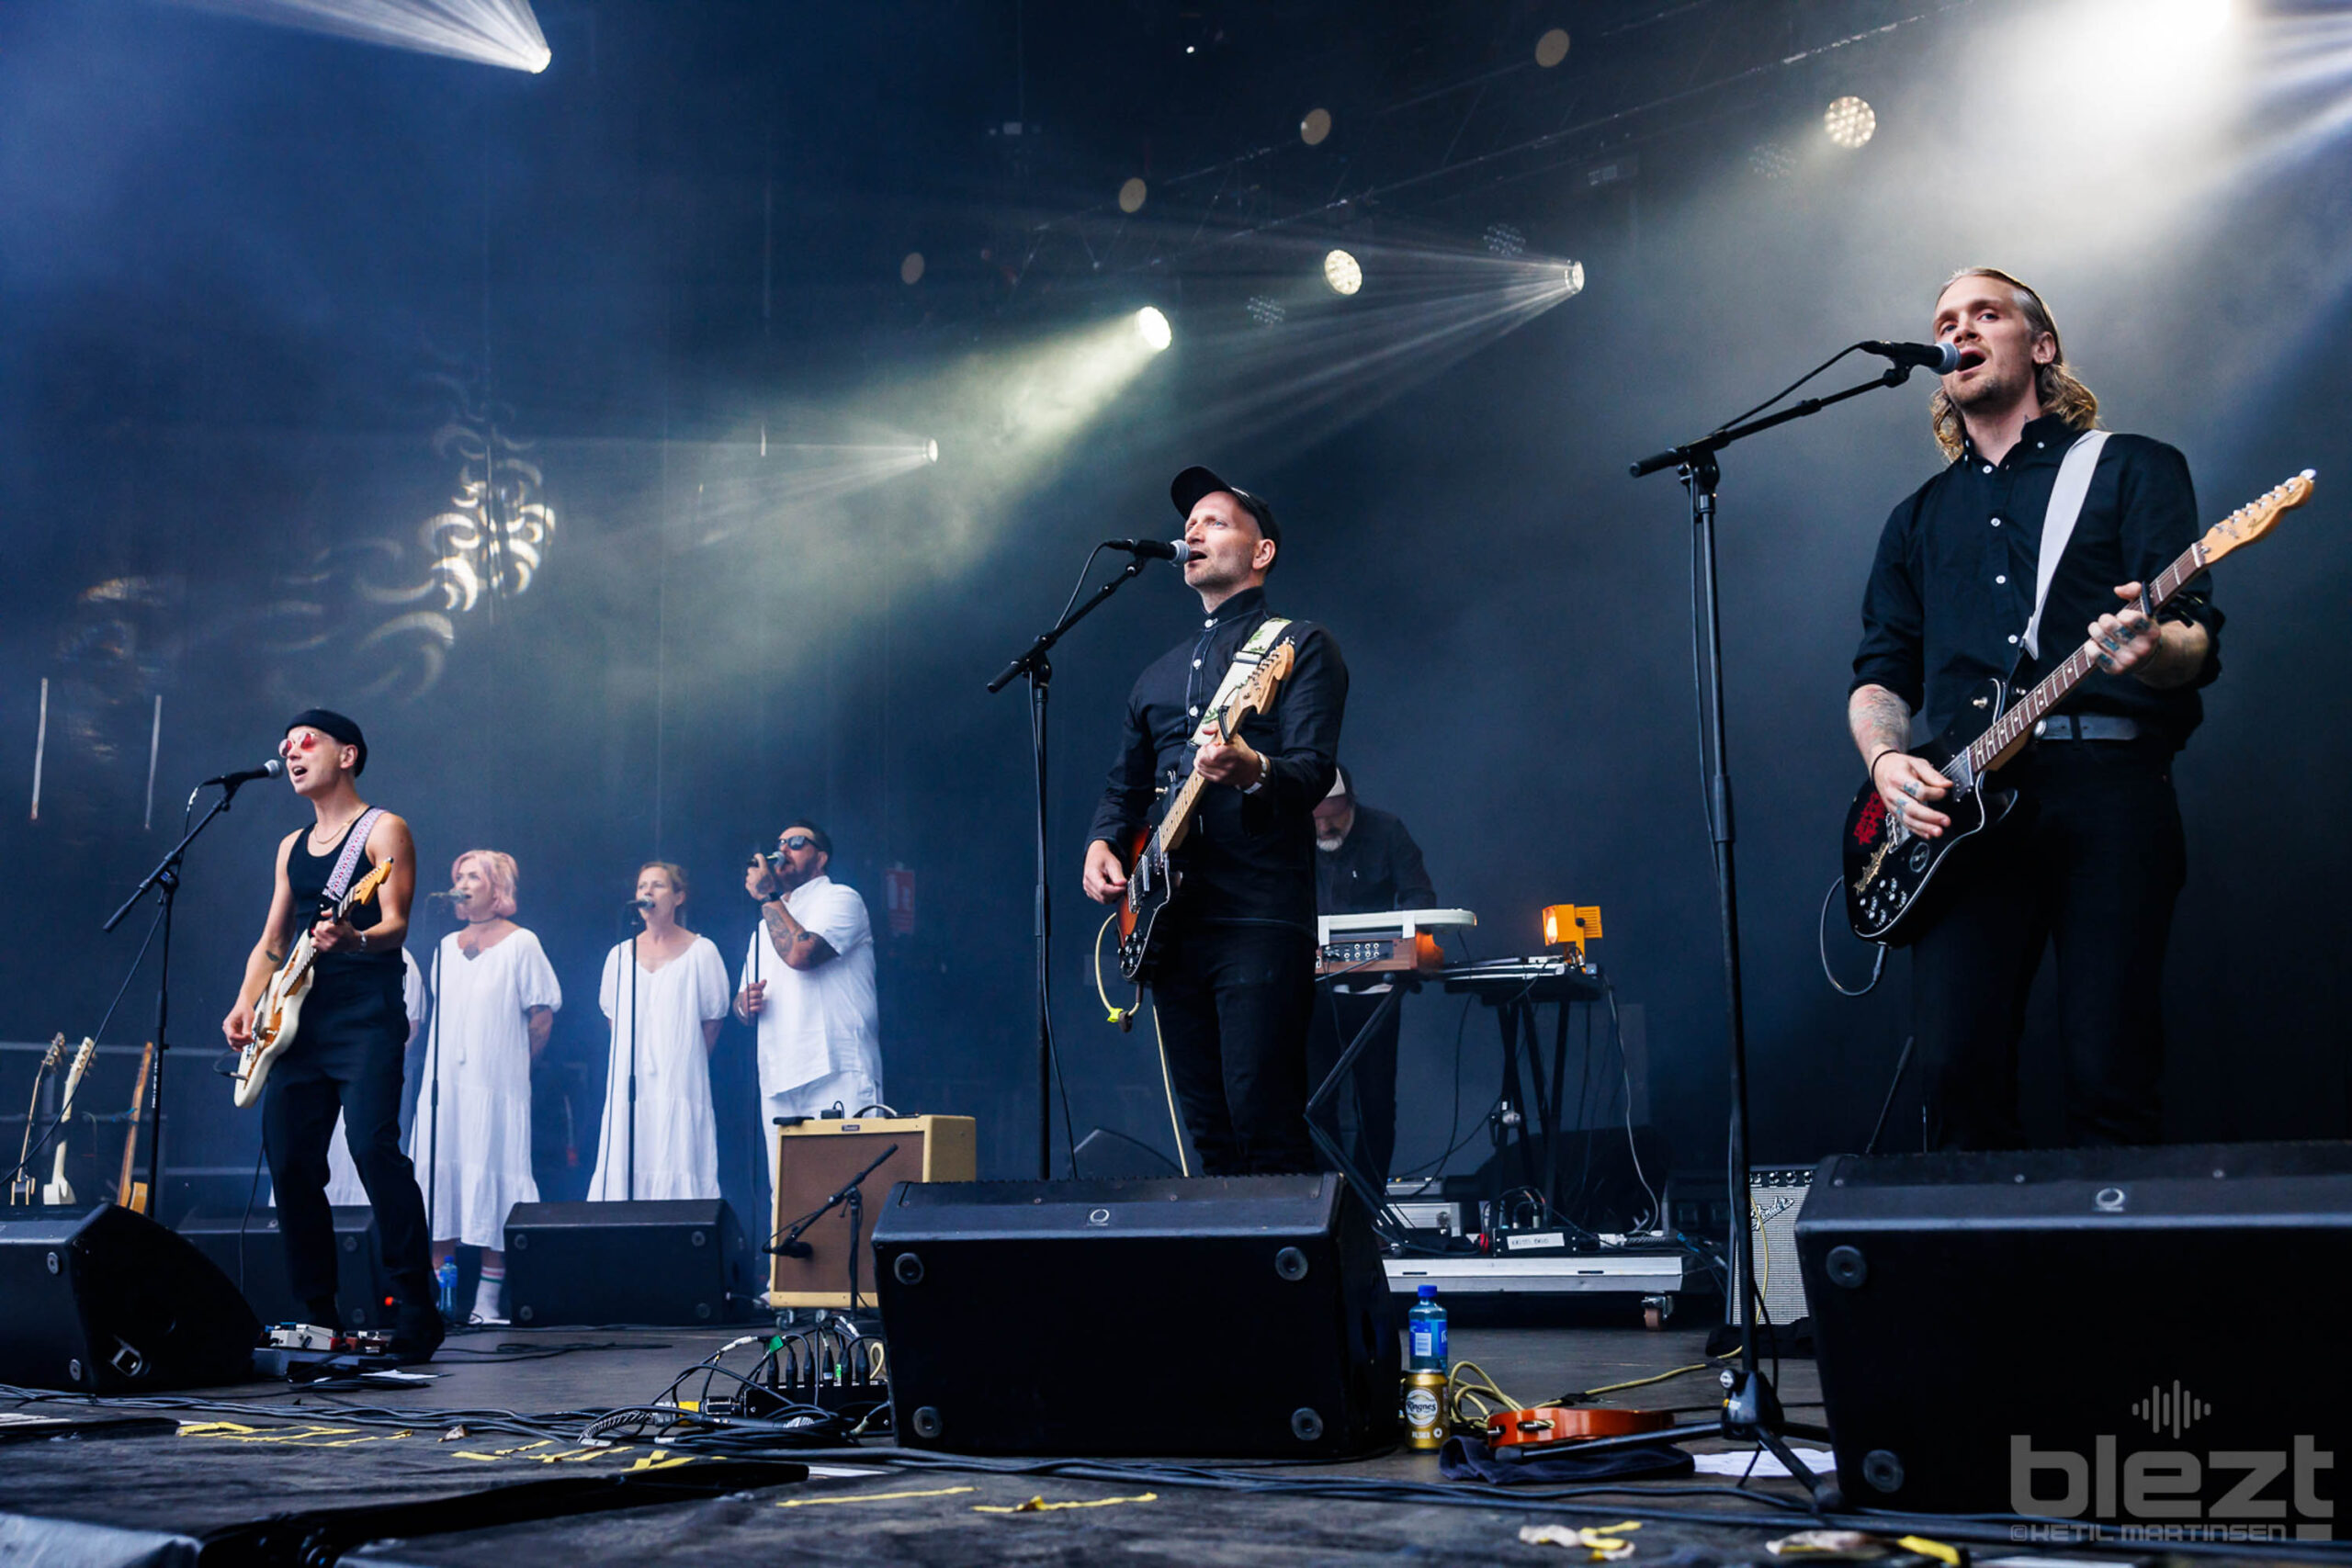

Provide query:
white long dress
left=408, top=927, right=561, bottom=1246
left=585, top=934, right=729, bottom=1201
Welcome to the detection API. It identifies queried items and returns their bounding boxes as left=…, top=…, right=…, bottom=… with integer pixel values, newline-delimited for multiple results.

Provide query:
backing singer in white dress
left=588, top=861, right=729, bottom=1202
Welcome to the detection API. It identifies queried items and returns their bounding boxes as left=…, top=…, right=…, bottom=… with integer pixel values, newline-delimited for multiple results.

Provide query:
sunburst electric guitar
left=233, top=858, right=397, bottom=1109
left=1116, top=639, right=1298, bottom=984
left=40, top=1037, right=96, bottom=1206
left=1843, top=470, right=2316, bottom=945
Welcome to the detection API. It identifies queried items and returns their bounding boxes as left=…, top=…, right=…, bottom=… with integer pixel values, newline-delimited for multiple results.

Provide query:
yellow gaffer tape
left=778, top=1485, right=978, bottom=1508
left=973, top=1492, right=1159, bottom=1513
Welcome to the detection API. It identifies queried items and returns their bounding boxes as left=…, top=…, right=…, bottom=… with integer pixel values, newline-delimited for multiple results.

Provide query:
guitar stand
left=1303, top=980, right=1415, bottom=1237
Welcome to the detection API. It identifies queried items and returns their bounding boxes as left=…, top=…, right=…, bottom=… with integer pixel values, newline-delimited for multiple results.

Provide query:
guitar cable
left=1816, top=877, right=1888, bottom=998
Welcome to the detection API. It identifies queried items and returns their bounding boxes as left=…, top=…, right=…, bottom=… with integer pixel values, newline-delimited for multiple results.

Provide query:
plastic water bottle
left=435, top=1258, right=459, bottom=1320
left=1408, top=1283, right=1448, bottom=1371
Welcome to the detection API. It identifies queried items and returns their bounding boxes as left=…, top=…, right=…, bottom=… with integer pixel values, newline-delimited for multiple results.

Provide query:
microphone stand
left=766, top=1141, right=897, bottom=1314
left=103, top=772, right=263, bottom=1213
left=1627, top=359, right=1916, bottom=1512
left=987, top=550, right=1161, bottom=1180
left=423, top=905, right=447, bottom=1261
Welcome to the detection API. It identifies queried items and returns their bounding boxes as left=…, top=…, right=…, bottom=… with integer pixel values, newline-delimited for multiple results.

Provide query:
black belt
left=2033, top=714, right=2140, bottom=741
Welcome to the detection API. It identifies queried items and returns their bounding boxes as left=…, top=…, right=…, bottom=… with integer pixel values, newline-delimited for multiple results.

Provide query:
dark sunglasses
left=777, top=833, right=817, bottom=852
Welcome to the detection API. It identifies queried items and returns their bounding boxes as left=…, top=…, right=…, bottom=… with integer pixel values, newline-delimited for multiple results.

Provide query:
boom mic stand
left=1626, top=357, right=1920, bottom=1510
left=104, top=770, right=266, bottom=1213
left=987, top=547, right=1165, bottom=1179
left=766, top=1141, right=898, bottom=1314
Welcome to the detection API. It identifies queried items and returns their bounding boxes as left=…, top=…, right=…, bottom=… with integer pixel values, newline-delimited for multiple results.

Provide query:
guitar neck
left=1156, top=772, right=1210, bottom=856
left=1965, top=538, right=2206, bottom=774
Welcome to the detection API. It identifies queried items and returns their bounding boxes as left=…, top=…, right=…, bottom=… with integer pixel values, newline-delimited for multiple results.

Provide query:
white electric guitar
left=232, top=857, right=396, bottom=1110
left=40, top=1037, right=96, bottom=1206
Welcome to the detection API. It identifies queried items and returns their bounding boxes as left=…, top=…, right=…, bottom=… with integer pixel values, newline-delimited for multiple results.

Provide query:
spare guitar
left=11, top=1034, right=63, bottom=1205
left=40, top=1037, right=96, bottom=1206
left=117, top=1041, right=155, bottom=1214
left=232, top=857, right=397, bottom=1109
left=1115, top=639, right=1298, bottom=984
left=1844, top=469, right=2316, bottom=945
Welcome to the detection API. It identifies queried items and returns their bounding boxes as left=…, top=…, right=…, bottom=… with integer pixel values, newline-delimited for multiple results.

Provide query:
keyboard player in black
left=1306, top=765, right=1436, bottom=1190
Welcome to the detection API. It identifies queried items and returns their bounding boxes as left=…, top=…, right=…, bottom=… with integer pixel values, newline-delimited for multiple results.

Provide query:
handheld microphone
left=1860, top=340, right=1962, bottom=374
left=200, top=760, right=284, bottom=788
left=1103, top=538, right=1193, bottom=562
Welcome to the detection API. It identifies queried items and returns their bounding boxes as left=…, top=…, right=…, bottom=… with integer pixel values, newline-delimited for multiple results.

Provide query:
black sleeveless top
left=283, top=816, right=404, bottom=1055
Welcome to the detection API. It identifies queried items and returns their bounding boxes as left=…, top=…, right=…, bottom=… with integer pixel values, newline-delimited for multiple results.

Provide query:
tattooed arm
left=762, top=898, right=840, bottom=974
left=1849, top=683, right=1952, bottom=839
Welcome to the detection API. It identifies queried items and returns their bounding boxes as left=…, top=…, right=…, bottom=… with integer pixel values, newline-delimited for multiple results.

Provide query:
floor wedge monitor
left=0, top=1202, right=261, bottom=1392
left=504, top=1200, right=753, bottom=1325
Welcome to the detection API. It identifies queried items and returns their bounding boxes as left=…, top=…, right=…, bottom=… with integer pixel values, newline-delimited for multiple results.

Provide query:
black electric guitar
left=1116, top=638, right=1298, bottom=984
left=1844, top=469, right=2316, bottom=945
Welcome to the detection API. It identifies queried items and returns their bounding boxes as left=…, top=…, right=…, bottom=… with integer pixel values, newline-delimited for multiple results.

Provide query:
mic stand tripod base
left=1721, top=1365, right=1842, bottom=1511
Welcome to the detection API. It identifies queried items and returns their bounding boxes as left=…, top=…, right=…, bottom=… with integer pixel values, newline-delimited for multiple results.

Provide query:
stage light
left=1484, top=223, right=1527, bottom=259
left=1246, top=296, right=1286, bottom=329
left=926, top=438, right=941, bottom=464
left=1824, top=96, right=1877, bottom=149
left=1749, top=141, right=1796, bottom=180
left=1301, top=107, right=1332, bottom=146
left=1559, top=261, right=1587, bottom=299
left=1119, top=178, right=1148, bottom=214
left=1535, top=28, right=1570, bottom=68
left=1323, top=248, right=1363, bottom=297
left=901, top=253, right=925, bottom=285
left=1135, top=307, right=1174, bottom=352
left=162, top=0, right=550, bottom=72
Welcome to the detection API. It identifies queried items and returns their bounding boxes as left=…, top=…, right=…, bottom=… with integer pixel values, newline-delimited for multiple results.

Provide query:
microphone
left=624, top=896, right=654, bottom=909
left=771, top=1239, right=814, bottom=1258
left=1103, top=538, right=1193, bottom=562
left=201, top=760, right=284, bottom=788
left=426, top=890, right=463, bottom=900
left=1860, top=340, right=1962, bottom=374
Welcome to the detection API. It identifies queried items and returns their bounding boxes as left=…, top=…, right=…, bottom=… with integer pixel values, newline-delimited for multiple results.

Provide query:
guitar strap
left=1186, top=616, right=1294, bottom=751
left=2020, top=430, right=2111, bottom=659
left=323, top=807, right=387, bottom=905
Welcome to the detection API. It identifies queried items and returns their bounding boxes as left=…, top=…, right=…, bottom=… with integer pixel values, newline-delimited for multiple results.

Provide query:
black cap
left=286, top=709, right=367, bottom=775
left=1170, top=465, right=1281, bottom=553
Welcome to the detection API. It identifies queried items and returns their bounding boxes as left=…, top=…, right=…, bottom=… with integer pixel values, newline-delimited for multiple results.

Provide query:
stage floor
left=0, top=1319, right=2290, bottom=1567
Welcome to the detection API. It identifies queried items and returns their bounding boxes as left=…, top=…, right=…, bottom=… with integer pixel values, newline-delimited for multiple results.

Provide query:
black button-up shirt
left=1851, top=413, right=2223, bottom=750
left=1088, top=587, right=1347, bottom=933
left=1316, top=806, right=1436, bottom=918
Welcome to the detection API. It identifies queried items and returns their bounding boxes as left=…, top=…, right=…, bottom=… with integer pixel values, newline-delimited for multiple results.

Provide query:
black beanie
left=286, top=709, right=367, bottom=775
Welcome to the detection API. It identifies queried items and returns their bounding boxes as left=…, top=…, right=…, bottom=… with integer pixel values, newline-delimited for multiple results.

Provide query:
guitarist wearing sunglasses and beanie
left=1083, top=467, right=1348, bottom=1176
left=221, top=710, right=442, bottom=1361
left=1849, top=269, right=2222, bottom=1152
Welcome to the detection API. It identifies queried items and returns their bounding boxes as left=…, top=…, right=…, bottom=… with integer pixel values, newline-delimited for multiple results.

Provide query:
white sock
left=473, top=1269, right=504, bottom=1319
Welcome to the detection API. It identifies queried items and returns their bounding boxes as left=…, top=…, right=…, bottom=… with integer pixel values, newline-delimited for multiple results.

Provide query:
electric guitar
left=40, top=1037, right=96, bottom=1206
left=117, top=1041, right=155, bottom=1214
left=11, top=1034, right=63, bottom=1205
left=232, top=858, right=397, bottom=1109
left=1844, top=469, right=2316, bottom=945
left=1116, top=639, right=1298, bottom=984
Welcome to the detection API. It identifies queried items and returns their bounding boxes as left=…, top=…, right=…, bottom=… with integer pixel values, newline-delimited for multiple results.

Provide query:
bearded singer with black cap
left=221, top=711, right=441, bottom=1360
left=1083, top=468, right=1348, bottom=1175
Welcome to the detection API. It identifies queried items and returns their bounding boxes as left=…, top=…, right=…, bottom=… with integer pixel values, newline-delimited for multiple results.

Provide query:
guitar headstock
left=1218, top=641, right=1297, bottom=732
left=2200, top=469, right=2316, bottom=566
left=343, top=856, right=398, bottom=912
left=65, top=1037, right=96, bottom=1088
left=40, top=1032, right=63, bottom=1069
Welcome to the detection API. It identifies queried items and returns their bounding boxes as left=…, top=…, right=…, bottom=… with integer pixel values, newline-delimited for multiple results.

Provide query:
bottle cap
left=1418, top=1283, right=1437, bottom=1301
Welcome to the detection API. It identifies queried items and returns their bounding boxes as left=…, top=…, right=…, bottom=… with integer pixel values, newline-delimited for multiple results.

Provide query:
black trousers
left=1150, top=919, right=1319, bottom=1175
left=1303, top=987, right=1401, bottom=1188
left=262, top=969, right=435, bottom=1309
left=1910, top=741, right=2186, bottom=1150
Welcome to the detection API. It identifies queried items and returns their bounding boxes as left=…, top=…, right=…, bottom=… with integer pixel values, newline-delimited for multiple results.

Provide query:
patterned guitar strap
left=322, top=807, right=387, bottom=909
left=1185, top=615, right=1294, bottom=758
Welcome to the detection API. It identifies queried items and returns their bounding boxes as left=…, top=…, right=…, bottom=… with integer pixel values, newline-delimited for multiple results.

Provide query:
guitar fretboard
left=1964, top=541, right=2206, bottom=774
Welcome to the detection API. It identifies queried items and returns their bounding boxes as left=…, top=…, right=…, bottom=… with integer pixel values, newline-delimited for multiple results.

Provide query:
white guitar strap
left=323, top=807, right=386, bottom=904
left=2020, top=430, right=2110, bottom=659
left=1187, top=616, right=1294, bottom=750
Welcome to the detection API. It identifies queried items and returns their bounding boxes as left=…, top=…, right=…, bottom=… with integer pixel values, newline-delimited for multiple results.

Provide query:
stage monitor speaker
left=504, top=1200, right=752, bottom=1325
left=874, top=1173, right=1399, bottom=1459
left=177, top=1206, right=392, bottom=1330
left=0, top=1203, right=260, bottom=1392
left=1799, top=1142, right=2351, bottom=1540
left=770, top=1113, right=975, bottom=1307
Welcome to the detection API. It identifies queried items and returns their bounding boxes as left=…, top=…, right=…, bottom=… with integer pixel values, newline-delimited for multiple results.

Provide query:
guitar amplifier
left=770, top=1114, right=975, bottom=1306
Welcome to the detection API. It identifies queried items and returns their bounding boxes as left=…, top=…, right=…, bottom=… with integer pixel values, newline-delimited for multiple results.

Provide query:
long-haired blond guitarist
left=220, top=710, right=441, bottom=1361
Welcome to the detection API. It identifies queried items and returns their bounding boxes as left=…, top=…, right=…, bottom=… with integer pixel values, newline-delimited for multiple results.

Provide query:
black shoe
left=390, top=1303, right=446, bottom=1364
left=303, top=1297, right=342, bottom=1331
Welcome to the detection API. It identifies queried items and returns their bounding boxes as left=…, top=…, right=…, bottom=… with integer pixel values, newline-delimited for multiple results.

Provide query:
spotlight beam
left=158, top=0, right=552, bottom=73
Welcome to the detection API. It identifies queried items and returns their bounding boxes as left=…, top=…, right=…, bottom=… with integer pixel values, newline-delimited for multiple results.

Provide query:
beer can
left=1403, top=1370, right=1448, bottom=1450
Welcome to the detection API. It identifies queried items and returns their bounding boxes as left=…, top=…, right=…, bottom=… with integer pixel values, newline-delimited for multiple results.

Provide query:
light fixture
left=1246, top=295, right=1285, bottom=328
left=1118, top=177, right=1148, bottom=214
left=1300, top=107, right=1332, bottom=146
left=900, top=252, right=925, bottom=285
left=1134, top=307, right=1173, bottom=352
left=1322, top=248, right=1363, bottom=297
left=1559, top=261, right=1587, bottom=299
left=925, top=438, right=941, bottom=464
left=1484, top=222, right=1526, bottom=259
left=1824, top=96, right=1877, bottom=150
left=1749, top=141, right=1796, bottom=180
left=1534, top=28, right=1570, bottom=68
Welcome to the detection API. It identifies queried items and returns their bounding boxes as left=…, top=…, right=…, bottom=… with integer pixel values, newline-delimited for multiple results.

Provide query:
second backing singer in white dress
left=587, top=862, right=730, bottom=1202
